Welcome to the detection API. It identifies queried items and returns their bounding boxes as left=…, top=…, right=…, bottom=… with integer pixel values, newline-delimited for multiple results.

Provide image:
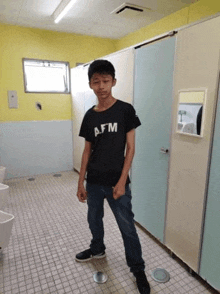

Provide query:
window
left=22, top=58, right=70, bottom=93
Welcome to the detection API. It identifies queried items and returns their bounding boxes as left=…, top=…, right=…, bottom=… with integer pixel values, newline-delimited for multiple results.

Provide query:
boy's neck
left=95, top=96, right=117, bottom=112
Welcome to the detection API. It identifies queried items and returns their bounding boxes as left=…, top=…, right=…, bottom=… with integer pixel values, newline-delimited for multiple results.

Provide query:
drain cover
left=53, top=174, right=62, bottom=177
left=93, top=272, right=108, bottom=284
left=28, top=178, right=35, bottom=181
left=151, top=268, right=170, bottom=283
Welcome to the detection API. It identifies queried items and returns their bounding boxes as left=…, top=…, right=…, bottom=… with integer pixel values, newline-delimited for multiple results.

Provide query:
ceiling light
left=53, top=0, right=77, bottom=24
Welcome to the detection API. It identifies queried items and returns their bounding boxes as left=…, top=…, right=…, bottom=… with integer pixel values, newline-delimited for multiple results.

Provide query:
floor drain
left=53, top=174, right=62, bottom=177
left=28, top=178, right=35, bottom=181
left=151, top=268, right=170, bottom=283
left=93, top=272, right=108, bottom=284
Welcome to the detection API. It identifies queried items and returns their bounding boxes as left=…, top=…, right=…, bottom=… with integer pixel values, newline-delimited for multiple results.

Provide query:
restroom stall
left=71, top=15, right=220, bottom=291
left=131, top=15, right=220, bottom=290
left=71, top=48, right=134, bottom=172
left=165, top=16, right=220, bottom=280
left=71, top=65, right=93, bottom=172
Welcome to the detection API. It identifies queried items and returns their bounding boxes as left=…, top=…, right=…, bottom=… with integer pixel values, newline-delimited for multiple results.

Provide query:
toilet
left=0, top=166, right=9, bottom=209
left=0, top=166, right=6, bottom=183
left=0, top=167, right=14, bottom=251
left=0, top=210, right=14, bottom=250
left=0, top=184, right=9, bottom=210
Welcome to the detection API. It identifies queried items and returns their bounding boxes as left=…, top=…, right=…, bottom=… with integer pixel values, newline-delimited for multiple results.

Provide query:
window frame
left=22, top=58, right=71, bottom=94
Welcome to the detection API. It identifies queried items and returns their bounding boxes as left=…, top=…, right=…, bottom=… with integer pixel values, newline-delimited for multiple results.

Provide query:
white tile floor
left=0, top=170, right=219, bottom=294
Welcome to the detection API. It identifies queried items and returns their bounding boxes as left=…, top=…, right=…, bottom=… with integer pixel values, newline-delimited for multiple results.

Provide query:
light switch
left=8, top=91, right=18, bottom=108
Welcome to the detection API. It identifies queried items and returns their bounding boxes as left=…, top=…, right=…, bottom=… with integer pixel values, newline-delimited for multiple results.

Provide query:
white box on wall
left=8, top=91, right=18, bottom=108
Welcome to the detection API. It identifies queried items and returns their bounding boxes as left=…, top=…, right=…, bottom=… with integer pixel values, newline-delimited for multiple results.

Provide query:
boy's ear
left=113, top=79, right=117, bottom=87
left=89, top=81, right=92, bottom=89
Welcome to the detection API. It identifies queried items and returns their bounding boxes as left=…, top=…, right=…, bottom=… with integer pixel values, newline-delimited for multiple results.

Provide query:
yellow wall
left=0, top=24, right=117, bottom=122
left=115, top=0, right=220, bottom=51
left=0, top=0, right=219, bottom=122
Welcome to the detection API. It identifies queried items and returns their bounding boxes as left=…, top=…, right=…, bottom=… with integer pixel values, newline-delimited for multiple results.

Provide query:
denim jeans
left=86, top=183, right=145, bottom=273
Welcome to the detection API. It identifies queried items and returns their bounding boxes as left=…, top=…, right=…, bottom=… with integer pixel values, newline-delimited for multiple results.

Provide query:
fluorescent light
left=54, top=0, right=77, bottom=24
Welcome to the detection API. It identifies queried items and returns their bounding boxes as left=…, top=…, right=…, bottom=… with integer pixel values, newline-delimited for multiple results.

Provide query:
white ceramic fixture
left=0, top=166, right=6, bottom=183
left=0, top=184, right=9, bottom=210
left=0, top=210, right=14, bottom=250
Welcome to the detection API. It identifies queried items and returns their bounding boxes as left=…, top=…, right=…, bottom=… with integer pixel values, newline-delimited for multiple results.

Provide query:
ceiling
left=0, top=0, right=199, bottom=39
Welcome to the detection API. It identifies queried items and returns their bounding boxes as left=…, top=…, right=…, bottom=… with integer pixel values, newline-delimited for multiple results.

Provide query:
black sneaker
left=75, top=249, right=106, bottom=262
left=134, top=271, right=151, bottom=294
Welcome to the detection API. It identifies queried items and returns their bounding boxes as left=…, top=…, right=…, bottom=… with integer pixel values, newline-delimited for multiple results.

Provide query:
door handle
left=160, top=147, right=169, bottom=154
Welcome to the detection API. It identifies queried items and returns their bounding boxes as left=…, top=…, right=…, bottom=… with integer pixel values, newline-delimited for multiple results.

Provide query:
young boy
left=75, top=59, right=150, bottom=294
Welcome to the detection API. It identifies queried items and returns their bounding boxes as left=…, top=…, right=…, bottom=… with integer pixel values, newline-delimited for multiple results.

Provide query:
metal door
left=131, top=36, right=176, bottom=242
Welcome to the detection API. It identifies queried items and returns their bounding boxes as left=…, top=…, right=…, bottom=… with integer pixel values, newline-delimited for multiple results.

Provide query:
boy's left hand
left=113, top=182, right=125, bottom=200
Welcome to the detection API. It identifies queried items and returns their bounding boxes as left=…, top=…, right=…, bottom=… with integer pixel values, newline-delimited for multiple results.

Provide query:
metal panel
left=131, top=36, right=176, bottom=242
left=103, top=48, right=135, bottom=104
left=165, top=15, right=220, bottom=273
left=71, top=65, right=92, bottom=172
left=199, top=75, right=220, bottom=291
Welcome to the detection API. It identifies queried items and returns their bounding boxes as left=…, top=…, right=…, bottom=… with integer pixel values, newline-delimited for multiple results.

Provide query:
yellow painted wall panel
left=1, top=0, right=219, bottom=122
left=179, top=91, right=205, bottom=103
left=0, top=24, right=117, bottom=122
left=116, top=0, right=220, bottom=51
left=188, top=0, right=220, bottom=23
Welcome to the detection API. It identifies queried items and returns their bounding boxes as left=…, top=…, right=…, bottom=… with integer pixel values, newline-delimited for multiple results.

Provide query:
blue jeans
left=86, top=183, right=145, bottom=273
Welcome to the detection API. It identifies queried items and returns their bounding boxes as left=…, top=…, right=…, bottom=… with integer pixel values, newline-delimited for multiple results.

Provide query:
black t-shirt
left=79, top=99, right=141, bottom=186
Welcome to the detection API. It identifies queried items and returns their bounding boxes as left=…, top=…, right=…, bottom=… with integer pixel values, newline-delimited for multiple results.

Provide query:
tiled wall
left=0, top=121, right=73, bottom=179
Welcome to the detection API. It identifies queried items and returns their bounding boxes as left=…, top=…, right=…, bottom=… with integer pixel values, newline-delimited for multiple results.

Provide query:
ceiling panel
left=0, top=0, right=24, bottom=23
left=0, top=0, right=24, bottom=14
left=17, top=0, right=60, bottom=20
left=0, top=0, right=200, bottom=39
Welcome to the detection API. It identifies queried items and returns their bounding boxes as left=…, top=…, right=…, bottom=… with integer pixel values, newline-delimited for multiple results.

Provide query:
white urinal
left=0, top=166, right=6, bottom=183
left=0, top=210, right=14, bottom=250
left=0, top=184, right=9, bottom=210
left=0, top=184, right=14, bottom=250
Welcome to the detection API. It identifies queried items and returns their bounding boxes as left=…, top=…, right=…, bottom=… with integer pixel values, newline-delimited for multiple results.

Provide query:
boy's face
left=89, top=73, right=116, bottom=100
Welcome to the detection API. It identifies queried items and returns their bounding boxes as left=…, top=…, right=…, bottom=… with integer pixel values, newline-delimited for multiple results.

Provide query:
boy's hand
left=113, top=182, right=125, bottom=200
left=77, top=185, right=87, bottom=203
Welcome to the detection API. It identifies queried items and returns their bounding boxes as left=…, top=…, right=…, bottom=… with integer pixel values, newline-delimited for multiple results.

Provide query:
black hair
left=88, top=59, right=115, bottom=81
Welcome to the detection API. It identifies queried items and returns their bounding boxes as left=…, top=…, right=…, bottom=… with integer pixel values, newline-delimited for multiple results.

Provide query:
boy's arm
left=77, top=140, right=92, bottom=202
left=113, top=128, right=135, bottom=200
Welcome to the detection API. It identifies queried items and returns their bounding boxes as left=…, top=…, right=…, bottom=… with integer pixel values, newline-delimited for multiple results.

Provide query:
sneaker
left=134, top=271, right=151, bottom=294
left=75, top=249, right=106, bottom=262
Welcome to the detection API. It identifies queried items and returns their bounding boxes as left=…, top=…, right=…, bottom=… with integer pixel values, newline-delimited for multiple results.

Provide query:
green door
left=131, top=36, right=176, bottom=242
left=199, top=80, right=220, bottom=291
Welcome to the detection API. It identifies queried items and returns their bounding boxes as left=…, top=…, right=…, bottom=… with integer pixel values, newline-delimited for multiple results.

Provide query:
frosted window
left=23, top=59, right=70, bottom=93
